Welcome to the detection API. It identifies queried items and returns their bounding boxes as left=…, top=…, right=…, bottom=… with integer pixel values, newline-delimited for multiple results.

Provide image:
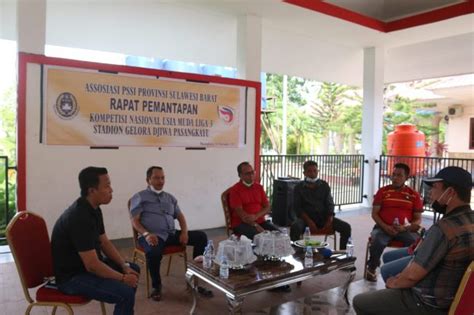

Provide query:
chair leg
left=52, top=306, right=58, bottom=315
left=364, top=240, right=370, bottom=279
left=166, top=255, right=173, bottom=276
left=334, top=233, right=337, bottom=251
left=100, top=301, right=106, bottom=315
left=25, top=304, right=34, bottom=315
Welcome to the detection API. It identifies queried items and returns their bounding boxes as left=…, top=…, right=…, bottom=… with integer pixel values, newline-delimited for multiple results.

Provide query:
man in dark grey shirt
left=290, top=160, right=352, bottom=249
left=130, top=166, right=211, bottom=301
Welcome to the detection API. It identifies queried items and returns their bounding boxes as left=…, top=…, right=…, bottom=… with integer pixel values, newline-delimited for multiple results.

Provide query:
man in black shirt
left=290, top=160, right=352, bottom=249
left=51, top=167, right=140, bottom=315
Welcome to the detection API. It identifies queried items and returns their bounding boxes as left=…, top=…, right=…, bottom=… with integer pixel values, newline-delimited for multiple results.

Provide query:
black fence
left=0, top=156, right=16, bottom=244
left=378, top=155, right=474, bottom=210
left=260, top=154, right=365, bottom=207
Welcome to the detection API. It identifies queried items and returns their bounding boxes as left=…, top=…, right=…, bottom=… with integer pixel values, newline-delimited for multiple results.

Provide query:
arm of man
left=99, top=233, right=139, bottom=277
left=372, top=205, right=397, bottom=236
left=132, top=213, right=159, bottom=246
left=177, top=212, right=189, bottom=245
left=386, top=261, right=428, bottom=288
left=407, top=211, right=422, bottom=232
left=78, top=249, right=138, bottom=287
left=386, top=225, right=447, bottom=289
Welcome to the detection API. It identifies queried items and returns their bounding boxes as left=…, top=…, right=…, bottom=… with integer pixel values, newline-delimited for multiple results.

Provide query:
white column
left=362, top=46, right=385, bottom=206
left=17, top=0, right=46, bottom=54
left=236, top=14, right=262, bottom=82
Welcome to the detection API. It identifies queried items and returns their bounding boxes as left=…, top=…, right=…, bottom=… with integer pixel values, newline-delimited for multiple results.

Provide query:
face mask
left=149, top=185, right=163, bottom=195
left=242, top=181, right=253, bottom=187
left=431, top=188, right=452, bottom=215
left=305, top=177, right=319, bottom=183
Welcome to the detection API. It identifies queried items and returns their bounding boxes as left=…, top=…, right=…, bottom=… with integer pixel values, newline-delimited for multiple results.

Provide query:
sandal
left=197, top=286, right=213, bottom=298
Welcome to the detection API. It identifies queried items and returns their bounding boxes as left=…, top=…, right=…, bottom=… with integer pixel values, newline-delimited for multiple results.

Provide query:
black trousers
left=233, top=221, right=279, bottom=240
left=290, top=217, right=352, bottom=249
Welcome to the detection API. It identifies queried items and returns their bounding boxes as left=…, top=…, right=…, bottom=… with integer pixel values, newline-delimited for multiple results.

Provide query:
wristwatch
left=142, top=231, right=150, bottom=237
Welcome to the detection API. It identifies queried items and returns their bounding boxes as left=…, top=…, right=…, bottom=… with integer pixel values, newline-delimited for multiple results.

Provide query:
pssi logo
left=54, top=92, right=79, bottom=120
left=217, top=106, right=234, bottom=124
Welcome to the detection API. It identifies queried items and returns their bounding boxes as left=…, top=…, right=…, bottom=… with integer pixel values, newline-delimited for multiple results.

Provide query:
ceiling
left=284, top=0, right=473, bottom=32
left=325, top=0, right=466, bottom=22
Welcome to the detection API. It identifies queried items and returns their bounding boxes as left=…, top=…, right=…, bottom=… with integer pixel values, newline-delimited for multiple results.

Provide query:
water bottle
left=304, top=227, right=311, bottom=246
left=304, top=246, right=313, bottom=268
left=202, top=245, right=212, bottom=269
left=393, top=217, right=400, bottom=226
left=207, top=240, right=215, bottom=260
left=219, top=256, right=229, bottom=279
left=346, top=237, right=354, bottom=258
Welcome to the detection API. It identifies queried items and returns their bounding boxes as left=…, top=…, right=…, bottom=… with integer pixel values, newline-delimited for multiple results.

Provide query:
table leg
left=226, top=295, right=244, bottom=315
left=342, top=266, right=356, bottom=305
left=186, top=271, right=198, bottom=315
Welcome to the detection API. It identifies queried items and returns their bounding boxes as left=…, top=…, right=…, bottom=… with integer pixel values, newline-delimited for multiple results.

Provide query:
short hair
left=441, top=181, right=471, bottom=203
left=79, top=167, right=108, bottom=197
left=237, top=162, right=251, bottom=176
left=303, top=160, right=318, bottom=171
left=146, top=166, right=163, bottom=179
left=394, top=163, right=410, bottom=177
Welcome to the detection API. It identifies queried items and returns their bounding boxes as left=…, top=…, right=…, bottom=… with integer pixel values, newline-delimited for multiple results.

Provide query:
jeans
left=139, top=229, right=207, bottom=289
left=367, top=225, right=417, bottom=270
left=233, top=221, right=279, bottom=240
left=58, top=260, right=140, bottom=315
left=290, top=217, right=352, bottom=249
left=380, top=247, right=413, bottom=282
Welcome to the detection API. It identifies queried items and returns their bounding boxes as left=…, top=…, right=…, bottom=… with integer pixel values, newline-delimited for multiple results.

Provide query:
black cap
left=423, top=166, right=473, bottom=189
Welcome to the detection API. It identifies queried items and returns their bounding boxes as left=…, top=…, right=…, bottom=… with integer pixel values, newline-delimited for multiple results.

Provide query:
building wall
left=447, top=104, right=474, bottom=156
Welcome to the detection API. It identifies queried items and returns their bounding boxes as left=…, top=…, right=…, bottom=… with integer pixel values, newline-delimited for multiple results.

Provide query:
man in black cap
left=353, top=166, right=474, bottom=314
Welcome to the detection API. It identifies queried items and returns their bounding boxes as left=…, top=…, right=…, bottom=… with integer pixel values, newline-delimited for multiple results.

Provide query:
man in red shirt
left=366, top=163, right=423, bottom=282
left=228, top=161, right=278, bottom=239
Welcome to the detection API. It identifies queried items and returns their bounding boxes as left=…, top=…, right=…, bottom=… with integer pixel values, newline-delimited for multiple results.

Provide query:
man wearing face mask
left=130, top=166, right=211, bottom=301
left=365, top=163, right=423, bottom=282
left=228, top=161, right=279, bottom=239
left=289, top=160, right=352, bottom=249
left=353, top=166, right=474, bottom=314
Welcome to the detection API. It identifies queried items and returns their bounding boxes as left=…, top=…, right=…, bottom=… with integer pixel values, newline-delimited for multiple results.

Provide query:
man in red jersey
left=228, top=161, right=279, bottom=240
left=366, top=163, right=423, bottom=282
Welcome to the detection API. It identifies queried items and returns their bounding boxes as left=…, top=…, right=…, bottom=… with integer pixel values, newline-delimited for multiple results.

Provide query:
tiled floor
left=0, top=209, right=432, bottom=314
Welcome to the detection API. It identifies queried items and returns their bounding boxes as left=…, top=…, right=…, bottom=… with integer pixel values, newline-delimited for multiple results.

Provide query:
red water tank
left=387, top=124, right=425, bottom=176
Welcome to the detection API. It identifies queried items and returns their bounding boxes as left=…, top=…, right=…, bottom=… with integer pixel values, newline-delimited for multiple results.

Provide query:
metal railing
left=378, top=155, right=474, bottom=211
left=260, top=154, right=365, bottom=207
left=0, top=156, right=16, bottom=244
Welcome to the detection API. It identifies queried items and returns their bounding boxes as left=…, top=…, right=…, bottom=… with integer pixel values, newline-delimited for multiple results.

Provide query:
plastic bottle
left=219, top=256, right=229, bottom=279
left=304, top=246, right=313, bottom=268
left=393, top=217, right=400, bottom=226
left=304, top=226, right=311, bottom=246
left=207, top=240, right=215, bottom=260
left=346, top=237, right=354, bottom=258
left=202, top=245, right=212, bottom=269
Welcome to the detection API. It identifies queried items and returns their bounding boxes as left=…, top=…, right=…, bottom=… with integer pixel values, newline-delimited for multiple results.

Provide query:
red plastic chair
left=128, top=199, right=187, bottom=298
left=6, top=211, right=106, bottom=315
left=449, top=261, right=474, bottom=315
left=363, top=236, right=405, bottom=278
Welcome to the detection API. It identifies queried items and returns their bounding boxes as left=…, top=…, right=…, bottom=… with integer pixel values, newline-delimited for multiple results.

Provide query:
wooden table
left=185, top=250, right=356, bottom=314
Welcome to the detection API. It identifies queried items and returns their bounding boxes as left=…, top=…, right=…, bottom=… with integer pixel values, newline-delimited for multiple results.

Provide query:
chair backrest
left=221, top=187, right=233, bottom=236
left=6, top=211, right=54, bottom=301
left=449, top=261, right=474, bottom=315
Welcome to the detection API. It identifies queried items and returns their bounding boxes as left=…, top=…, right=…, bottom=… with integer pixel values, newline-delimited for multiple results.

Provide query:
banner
left=44, top=67, right=242, bottom=147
